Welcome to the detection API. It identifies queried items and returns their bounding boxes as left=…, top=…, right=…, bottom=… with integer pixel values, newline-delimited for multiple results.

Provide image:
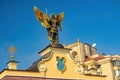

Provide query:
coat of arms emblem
left=56, top=57, right=65, bottom=73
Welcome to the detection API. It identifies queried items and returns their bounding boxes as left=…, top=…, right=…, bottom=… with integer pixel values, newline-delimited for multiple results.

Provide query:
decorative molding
left=76, top=65, right=84, bottom=74
left=84, top=60, right=98, bottom=66
left=38, top=62, right=47, bottom=72
left=97, top=58, right=111, bottom=65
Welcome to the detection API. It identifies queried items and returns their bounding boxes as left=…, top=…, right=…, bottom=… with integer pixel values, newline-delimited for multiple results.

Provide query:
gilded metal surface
left=9, top=46, right=16, bottom=61
left=34, top=6, right=64, bottom=44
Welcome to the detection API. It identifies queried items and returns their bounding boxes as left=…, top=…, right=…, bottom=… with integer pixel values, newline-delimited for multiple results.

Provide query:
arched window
left=71, top=51, right=77, bottom=59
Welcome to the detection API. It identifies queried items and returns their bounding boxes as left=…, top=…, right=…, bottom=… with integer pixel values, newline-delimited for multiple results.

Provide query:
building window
left=115, top=70, right=120, bottom=77
left=114, top=60, right=120, bottom=66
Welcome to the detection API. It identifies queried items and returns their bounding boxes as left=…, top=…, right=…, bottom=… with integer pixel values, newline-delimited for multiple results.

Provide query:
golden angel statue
left=34, top=6, right=64, bottom=45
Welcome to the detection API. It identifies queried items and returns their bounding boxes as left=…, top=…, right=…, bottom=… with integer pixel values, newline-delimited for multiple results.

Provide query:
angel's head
left=51, top=14, right=56, bottom=19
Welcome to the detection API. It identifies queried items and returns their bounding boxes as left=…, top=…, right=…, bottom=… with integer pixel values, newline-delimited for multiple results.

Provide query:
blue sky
left=0, top=0, right=120, bottom=71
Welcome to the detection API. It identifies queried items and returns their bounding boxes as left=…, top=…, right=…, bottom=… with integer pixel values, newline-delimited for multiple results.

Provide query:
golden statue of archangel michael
left=34, top=6, right=64, bottom=45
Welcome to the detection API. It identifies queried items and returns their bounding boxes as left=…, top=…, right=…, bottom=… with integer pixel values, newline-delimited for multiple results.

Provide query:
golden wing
left=57, top=12, right=64, bottom=30
left=34, top=6, right=51, bottom=28
left=57, top=12, right=64, bottom=22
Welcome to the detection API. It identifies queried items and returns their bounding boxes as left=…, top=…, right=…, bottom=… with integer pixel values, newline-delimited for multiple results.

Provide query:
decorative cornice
left=6, top=60, right=19, bottom=65
left=97, top=58, right=111, bottom=65
left=84, top=60, right=98, bottom=66
left=39, top=46, right=71, bottom=62
left=0, top=69, right=44, bottom=79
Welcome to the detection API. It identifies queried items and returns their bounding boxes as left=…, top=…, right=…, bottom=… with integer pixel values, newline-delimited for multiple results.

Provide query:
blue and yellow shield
left=56, top=57, right=65, bottom=73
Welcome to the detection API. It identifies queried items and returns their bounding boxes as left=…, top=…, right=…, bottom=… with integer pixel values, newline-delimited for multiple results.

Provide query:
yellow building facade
left=0, top=40, right=120, bottom=80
